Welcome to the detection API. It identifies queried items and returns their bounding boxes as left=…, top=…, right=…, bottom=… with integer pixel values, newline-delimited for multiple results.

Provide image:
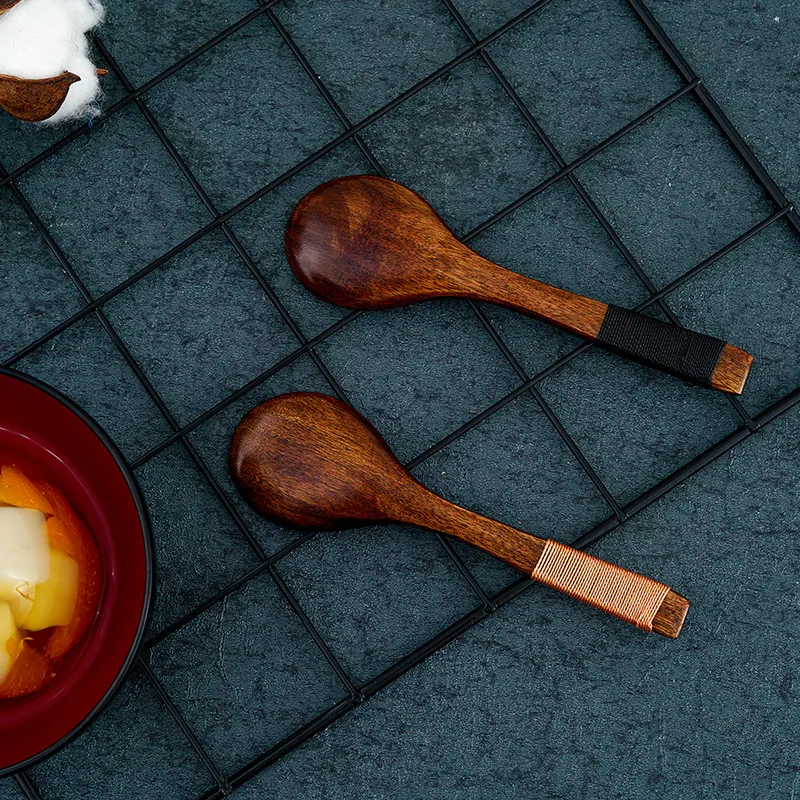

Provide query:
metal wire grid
left=1, top=0, right=797, bottom=796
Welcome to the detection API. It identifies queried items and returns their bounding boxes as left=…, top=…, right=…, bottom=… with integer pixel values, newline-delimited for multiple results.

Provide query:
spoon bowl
left=230, top=390, right=412, bottom=529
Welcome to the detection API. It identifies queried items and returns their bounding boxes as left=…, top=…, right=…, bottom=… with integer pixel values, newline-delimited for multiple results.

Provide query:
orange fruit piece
left=0, top=639, right=55, bottom=699
left=37, top=482, right=102, bottom=659
left=0, top=465, right=54, bottom=515
left=45, top=516, right=72, bottom=555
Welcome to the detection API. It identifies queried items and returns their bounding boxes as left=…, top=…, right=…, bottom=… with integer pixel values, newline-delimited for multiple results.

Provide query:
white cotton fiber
left=0, top=0, right=105, bottom=122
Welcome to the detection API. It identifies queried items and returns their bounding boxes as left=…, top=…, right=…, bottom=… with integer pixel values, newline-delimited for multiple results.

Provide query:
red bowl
left=0, top=368, right=153, bottom=776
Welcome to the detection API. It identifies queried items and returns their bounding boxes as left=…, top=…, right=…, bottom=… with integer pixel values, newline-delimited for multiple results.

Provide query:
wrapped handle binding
left=596, top=305, right=752, bottom=393
left=531, top=539, right=685, bottom=634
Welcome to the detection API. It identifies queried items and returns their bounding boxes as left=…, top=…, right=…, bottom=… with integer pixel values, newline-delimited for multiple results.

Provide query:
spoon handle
left=400, top=491, right=688, bottom=638
left=461, top=256, right=752, bottom=394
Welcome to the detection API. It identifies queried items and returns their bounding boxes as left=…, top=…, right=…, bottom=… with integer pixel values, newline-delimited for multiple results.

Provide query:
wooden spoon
left=230, top=392, right=689, bottom=638
left=286, top=175, right=752, bottom=394
left=0, top=72, right=80, bottom=122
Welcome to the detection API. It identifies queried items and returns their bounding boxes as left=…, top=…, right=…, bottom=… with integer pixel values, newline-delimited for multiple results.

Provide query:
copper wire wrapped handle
left=531, top=539, right=671, bottom=631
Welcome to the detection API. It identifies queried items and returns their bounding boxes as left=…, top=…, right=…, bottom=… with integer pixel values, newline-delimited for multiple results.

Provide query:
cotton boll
left=46, top=51, right=100, bottom=122
left=0, top=0, right=105, bottom=122
left=0, top=0, right=77, bottom=78
left=61, top=0, right=103, bottom=31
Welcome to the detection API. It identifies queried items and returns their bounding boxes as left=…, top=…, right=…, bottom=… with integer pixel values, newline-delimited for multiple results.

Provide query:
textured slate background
left=0, top=0, right=798, bottom=797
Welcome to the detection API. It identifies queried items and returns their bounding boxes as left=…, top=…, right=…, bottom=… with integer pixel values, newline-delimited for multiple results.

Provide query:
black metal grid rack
left=2, top=0, right=799, bottom=796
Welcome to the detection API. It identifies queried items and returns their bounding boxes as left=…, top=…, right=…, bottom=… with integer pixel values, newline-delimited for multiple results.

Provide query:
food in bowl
left=0, top=368, right=152, bottom=777
left=0, top=464, right=101, bottom=699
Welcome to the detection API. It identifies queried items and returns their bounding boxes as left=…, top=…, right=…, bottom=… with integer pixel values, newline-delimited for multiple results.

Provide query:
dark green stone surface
left=0, top=0, right=797, bottom=797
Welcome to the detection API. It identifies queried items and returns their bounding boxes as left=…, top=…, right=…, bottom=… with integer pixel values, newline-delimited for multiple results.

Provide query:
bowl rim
left=0, top=366, right=155, bottom=778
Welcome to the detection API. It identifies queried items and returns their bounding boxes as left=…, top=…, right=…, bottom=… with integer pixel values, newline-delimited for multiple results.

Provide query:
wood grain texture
left=711, top=343, right=754, bottom=394
left=286, top=174, right=607, bottom=339
left=285, top=175, right=753, bottom=393
left=653, top=590, right=690, bottom=639
left=0, top=72, right=80, bottom=122
left=230, top=392, right=688, bottom=638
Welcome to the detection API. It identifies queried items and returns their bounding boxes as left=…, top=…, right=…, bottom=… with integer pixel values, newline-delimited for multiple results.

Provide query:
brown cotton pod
left=0, top=0, right=23, bottom=13
left=0, top=71, right=80, bottom=122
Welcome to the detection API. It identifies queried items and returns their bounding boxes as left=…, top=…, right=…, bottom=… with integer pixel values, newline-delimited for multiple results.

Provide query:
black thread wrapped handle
left=596, top=305, right=727, bottom=387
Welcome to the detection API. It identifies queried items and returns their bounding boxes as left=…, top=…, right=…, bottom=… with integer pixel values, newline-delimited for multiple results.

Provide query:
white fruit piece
left=21, top=550, right=79, bottom=631
left=0, top=508, right=49, bottom=621
left=0, top=601, right=21, bottom=683
left=7, top=582, right=34, bottom=627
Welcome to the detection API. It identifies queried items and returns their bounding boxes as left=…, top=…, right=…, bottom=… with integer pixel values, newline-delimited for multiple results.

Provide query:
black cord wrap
left=597, top=305, right=726, bottom=386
